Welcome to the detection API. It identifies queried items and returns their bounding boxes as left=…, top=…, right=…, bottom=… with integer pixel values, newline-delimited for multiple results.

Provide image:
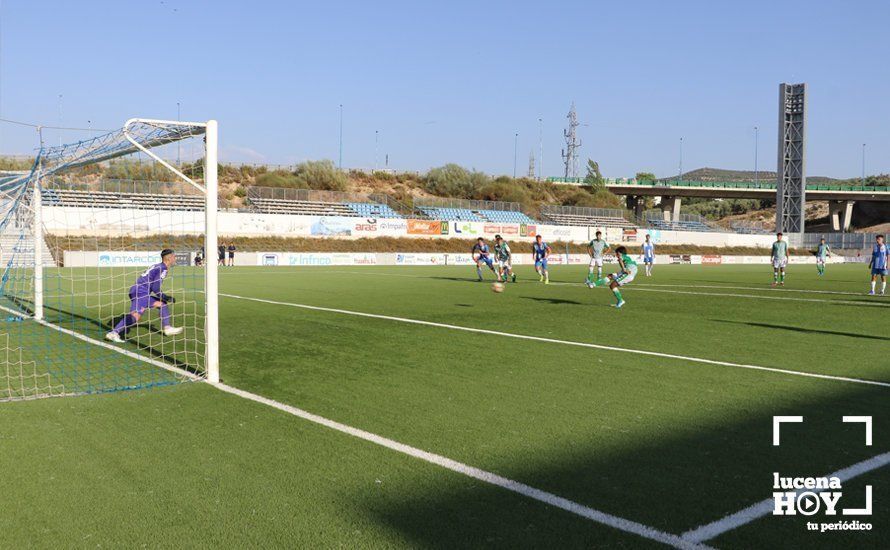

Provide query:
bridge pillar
left=660, top=196, right=681, bottom=222
left=626, top=195, right=645, bottom=220
left=829, top=200, right=855, bottom=231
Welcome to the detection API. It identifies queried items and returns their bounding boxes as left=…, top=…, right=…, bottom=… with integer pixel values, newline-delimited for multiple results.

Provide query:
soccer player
left=589, top=245, right=637, bottom=308
left=586, top=230, right=610, bottom=285
left=868, top=234, right=888, bottom=296
left=770, top=232, right=789, bottom=286
left=641, top=234, right=655, bottom=276
left=471, top=237, right=497, bottom=281
left=217, top=244, right=226, bottom=266
left=815, top=237, right=830, bottom=276
left=227, top=242, right=236, bottom=267
left=493, top=234, right=516, bottom=283
left=532, top=234, right=551, bottom=284
left=105, top=249, right=184, bottom=342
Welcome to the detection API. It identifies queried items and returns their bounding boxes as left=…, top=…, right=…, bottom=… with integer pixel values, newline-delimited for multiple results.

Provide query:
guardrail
left=413, top=197, right=523, bottom=212
left=547, top=177, right=890, bottom=193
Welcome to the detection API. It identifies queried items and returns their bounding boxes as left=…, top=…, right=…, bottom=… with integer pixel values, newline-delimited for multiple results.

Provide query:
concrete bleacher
left=418, top=207, right=537, bottom=224
left=249, top=197, right=403, bottom=218
left=646, top=219, right=717, bottom=233
left=542, top=212, right=636, bottom=229
left=46, top=188, right=204, bottom=211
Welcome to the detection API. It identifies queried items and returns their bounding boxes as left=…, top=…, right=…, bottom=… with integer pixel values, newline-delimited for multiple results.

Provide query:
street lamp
left=754, top=126, right=759, bottom=186
left=862, top=143, right=866, bottom=185
left=57, top=94, right=63, bottom=146
left=678, top=137, right=683, bottom=182
left=513, top=132, right=519, bottom=179
left=338, top=104, right=344, bottom=170
left=538, top=118, right=543, bottom=180
left=177, top=101, right=181, bottom=166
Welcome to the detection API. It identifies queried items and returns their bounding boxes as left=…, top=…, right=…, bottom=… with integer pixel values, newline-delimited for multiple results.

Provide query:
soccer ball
left=491, top=282, right=505, bottom=293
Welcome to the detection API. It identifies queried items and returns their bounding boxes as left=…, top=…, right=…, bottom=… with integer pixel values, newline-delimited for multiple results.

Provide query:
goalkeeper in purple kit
left=105, top=249, right=183, bottom=342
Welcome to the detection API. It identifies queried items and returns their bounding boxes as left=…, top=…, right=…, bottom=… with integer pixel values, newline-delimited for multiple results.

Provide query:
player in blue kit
left=472, top=237, right=497, bottom=281
left=532, top=235, right=551, bottom=284
left=641, top=234, right=655, bottom=276
left=105, top=249, right=183, bottom=342
left=868, top=234, right=888, bottom=296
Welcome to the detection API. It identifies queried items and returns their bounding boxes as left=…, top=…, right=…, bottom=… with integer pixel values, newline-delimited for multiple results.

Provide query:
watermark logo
left=772, top=416, right=874, bottom=532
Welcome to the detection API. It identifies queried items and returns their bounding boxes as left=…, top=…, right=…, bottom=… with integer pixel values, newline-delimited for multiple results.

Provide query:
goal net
left=0, top=119, right=219, bottom=401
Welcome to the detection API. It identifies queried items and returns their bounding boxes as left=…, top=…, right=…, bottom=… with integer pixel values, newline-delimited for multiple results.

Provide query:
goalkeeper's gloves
left=153, top=293, right=176, bottom=304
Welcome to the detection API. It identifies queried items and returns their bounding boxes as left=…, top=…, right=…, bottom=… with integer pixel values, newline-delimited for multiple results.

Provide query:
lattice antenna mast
left=561, top=102, right=582, bottom=178
left=527, top=150, right=535, bottom=179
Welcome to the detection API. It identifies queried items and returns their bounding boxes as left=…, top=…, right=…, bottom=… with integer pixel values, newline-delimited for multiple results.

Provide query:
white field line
left=0, top=306, right=704, bottom=546
left=0, top=304, right=200, bottom=381
left=681, top=451, right=890, bottom=543
left=211, top=381, right=708, bottom=550
left=221, top=293, right=890, bottom=389
left=634, top=282, right=868, bottom=297
left=225, top=269, right=889, bottom=306
left=543, top=281, right=890, bottom=308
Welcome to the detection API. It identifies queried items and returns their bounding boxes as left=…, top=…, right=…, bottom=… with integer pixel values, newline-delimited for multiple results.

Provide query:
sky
left=0, top=0, right=888, bottom=179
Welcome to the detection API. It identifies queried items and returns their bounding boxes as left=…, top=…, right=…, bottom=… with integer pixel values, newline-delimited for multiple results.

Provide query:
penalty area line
left=210, top=380, right=707, bottom=549
left=681, top=451, right=890, bottom=543
left=221, top=293, right=890, bottom=389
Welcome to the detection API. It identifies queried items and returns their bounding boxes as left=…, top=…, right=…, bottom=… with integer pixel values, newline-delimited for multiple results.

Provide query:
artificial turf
left=1, top=263, right=887, bottom=548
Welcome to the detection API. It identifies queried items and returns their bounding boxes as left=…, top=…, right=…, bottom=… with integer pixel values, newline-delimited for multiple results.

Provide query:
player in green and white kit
left=815, top=237, right=830, bottom=276
left=493, top=234, right=516, bottom=283
left=589, top=246, right=637, bottom=308
left=585, top=230, right=611, bottom=286
left=770, top=232, right=790, bottom=286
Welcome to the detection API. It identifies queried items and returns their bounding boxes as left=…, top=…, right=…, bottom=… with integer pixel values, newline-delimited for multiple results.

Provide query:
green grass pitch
left=0, top=263, right=887, bottom=548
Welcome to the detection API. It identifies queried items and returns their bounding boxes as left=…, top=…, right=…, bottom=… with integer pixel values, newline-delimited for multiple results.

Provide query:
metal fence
left=45, top=178, right=203, bottom=197
left=790, top=232, right=882, bottom=250
left=413, top=197, right=522, bottom=212
left=540, top=204, right=631, bottom=220
left=245, top=186, right=411, bottom=214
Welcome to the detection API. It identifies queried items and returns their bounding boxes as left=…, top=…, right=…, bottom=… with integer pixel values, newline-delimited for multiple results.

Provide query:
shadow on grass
left=522, top=296, right=584, bottom=306
left=714, top=319, right=888, bottom=342
left=338, top=370, right=889, bottom=548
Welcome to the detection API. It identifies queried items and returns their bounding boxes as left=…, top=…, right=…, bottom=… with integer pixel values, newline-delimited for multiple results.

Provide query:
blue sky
left=0, top=0, right=888, bottom=178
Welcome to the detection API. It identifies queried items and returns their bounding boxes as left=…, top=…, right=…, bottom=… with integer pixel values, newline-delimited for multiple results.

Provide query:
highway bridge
left=548, top=178, right=890, bottom=231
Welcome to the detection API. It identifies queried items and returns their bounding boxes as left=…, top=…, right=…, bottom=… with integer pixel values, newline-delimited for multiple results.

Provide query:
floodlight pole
left=205, top=120, right=220, bottom=384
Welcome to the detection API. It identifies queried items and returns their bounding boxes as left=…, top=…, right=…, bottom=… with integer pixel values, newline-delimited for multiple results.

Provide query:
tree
left=583, top=159, right=604, bottom=188
left=635, top=171, right=656, bottom=183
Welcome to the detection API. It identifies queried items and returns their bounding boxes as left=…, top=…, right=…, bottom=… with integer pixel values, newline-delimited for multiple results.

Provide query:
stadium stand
left=249, top=197, right=402, bottom=218
left=46, top=188, right=204, bottom=211
left=540, top=206, right=637, bottom=229
left=416, top=207, right=537, bottom=223
left=646, top=219, right=717, bottom=232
